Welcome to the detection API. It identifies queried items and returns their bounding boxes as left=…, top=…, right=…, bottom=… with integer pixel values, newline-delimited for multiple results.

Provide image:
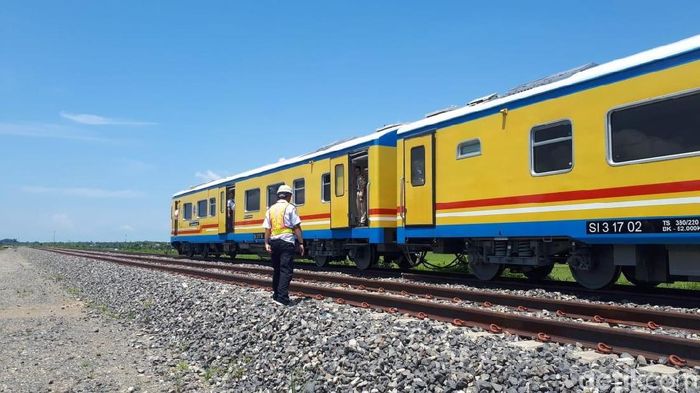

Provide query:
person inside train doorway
left=226, top=191, right=235, bottom=232
left=355, top=166, right=368, bottom=226
left=263, top=184, right=304, bottom=306
left=173, top=201, right=179, bottom=236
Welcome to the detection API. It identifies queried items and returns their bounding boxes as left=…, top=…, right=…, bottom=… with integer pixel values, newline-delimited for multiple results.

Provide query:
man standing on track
left=263, top=184, right=304, bottom=306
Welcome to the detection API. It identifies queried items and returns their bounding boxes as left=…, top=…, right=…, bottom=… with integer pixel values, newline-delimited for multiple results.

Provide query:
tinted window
left=267, top=183, right=283, bottom=207
left=220, top=191, right=225, bottom=213
left=531, top=121, right=573, bottom=174
left=245, top=189, right=260, bottom=211
left=610, top=91, right=700, bottom=163
left=293, top=178, right=305, bottom=205
left=411, top=146, right=425, bottom=186
left=197, top=200, right=208, bottom=218
left=183, top=203, right=192, bottom=220
left=209, top=198, right=216, bottom=217
left=321, top=173, right=331, bottom=202
left=335, top=164, right=345, bottom=197
left=457, top=139, right=481, bottom=159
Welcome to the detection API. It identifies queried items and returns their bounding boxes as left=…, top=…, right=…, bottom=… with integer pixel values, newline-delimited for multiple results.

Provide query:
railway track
left=46, top=248, right=700, bottom=367
left=54, top=248, right=700, bottom=308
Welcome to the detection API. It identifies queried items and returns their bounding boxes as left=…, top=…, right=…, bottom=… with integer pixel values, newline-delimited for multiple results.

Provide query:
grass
left=414, top=252, right=700, bottom=290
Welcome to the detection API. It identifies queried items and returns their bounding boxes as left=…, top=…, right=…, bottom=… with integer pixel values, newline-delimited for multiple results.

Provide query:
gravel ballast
left=18, top=248, right=700, bottom=392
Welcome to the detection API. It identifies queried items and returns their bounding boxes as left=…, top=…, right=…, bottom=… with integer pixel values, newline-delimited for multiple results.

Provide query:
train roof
left=396, top=34, right=700, bottom=138
left=173, top=126, right=399, bottom=198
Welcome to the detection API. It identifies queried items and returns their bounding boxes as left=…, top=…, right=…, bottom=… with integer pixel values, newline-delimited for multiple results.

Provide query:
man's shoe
left=273, top=297, right=292, bottom=306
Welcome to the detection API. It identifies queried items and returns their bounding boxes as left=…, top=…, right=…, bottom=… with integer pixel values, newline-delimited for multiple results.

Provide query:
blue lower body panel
left=171, top=227, right=387, bottom=245
left=398, top=217, right=700, bottom=245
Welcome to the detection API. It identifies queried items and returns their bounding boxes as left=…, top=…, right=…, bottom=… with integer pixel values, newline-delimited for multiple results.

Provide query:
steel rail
left=46, top=249, right=700, bottom=367
left=49, top=247, right=700, bottom=308
left=50, top=248, right=700, bottom=333
left=51, top=248, right=700, bottom=332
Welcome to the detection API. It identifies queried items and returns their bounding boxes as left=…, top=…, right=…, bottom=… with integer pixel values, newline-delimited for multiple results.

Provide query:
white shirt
left=227, top=199, right=235, bottom=210
left=262, top=200, right=302, bottom=244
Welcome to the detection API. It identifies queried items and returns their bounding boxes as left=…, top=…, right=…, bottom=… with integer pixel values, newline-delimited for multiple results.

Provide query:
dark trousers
left=270, top=239, right=295, bottom=301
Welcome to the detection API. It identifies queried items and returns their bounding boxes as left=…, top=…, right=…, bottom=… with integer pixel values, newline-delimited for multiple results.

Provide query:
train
left=171, top=35, right=700, bottom=289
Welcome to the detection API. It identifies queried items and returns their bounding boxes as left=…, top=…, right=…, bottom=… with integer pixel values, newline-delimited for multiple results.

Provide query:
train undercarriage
left=171, top=237, right=700, bottom=290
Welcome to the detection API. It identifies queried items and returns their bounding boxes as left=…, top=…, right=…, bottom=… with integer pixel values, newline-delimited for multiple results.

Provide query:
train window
left=220, top=191, right=225, bottom=214
left=267, top=183, right=284, bottom=207
left=245, top=189, right=260, bottom=212
left=293, top=178, right=305, bottom=205
left=209, top=198, right=216, bottom=217
left=183, top=203, right=193, bottom=220
left=197, top=199, right=208, bottom=218
left=609, top=90, right=700, bottom=164
left=531, top=121, right=573, bottom=175
left=321, top=173, right=331, bottom=202
left=335, top=164, right=345, bottom=197
left=457, top=139, right=481, bottom=159
left=410, top=146, right=426, bottom=186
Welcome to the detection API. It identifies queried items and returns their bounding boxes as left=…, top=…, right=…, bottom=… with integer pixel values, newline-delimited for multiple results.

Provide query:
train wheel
left=227, top=251, right=237, bottom=260
left=398, top=252, right=423, bottom=271
left=200, top=246, right=209, bottom=259
left=186, top=246, right=195, bottom=259
left=468, top=250, right=503, bottom=281
left=621, top=267, right=659, bottom=288
left=568, top=246, right=621, bottom=290
left=314, top=255, right=329, bottom=268
left=471, top=262, right=503, bottom=281
left=349, top=245, right=378, bottom=270
left=524, top=265, right=554, bottom=281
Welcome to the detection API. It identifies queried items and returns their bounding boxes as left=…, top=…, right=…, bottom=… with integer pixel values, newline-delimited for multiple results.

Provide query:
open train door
left=330, top=155, right=350, bottom=228
left=402, top=133, right=435, bottom=226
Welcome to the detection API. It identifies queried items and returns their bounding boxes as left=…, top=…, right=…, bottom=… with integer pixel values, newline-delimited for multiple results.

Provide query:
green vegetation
left=414, top=252, right=700, bottom=290
left=40, top=241, right=177, bottom=255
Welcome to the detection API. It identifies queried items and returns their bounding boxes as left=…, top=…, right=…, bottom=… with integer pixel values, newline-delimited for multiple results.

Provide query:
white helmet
left=277, top=184, right=293, bottom=195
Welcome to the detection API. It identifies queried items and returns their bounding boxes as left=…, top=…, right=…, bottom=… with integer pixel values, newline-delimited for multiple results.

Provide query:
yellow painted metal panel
left=403, top=134, right=434, bottom=226
left=234, top=158, right=331, bottom=234
left=430, top=60, right=700, bottom=227
left=330, top=155, right=349, bottom=228
left=368, top=145, right=397, bottom=228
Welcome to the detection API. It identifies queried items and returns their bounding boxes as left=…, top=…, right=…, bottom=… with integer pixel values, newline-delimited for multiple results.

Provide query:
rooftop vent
left=313, top=136, right=357, bottom=153
left=467, top=93, right=498, bottom=106
left=425, top=106, right=458, bottom=118
left=504, top=62, right=598, bottom=96
left=375, top=123, right=402, bottom=132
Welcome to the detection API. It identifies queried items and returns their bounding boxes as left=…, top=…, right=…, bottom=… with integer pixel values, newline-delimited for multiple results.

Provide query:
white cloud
left=119, top=224, right=135, bottom=232
left=60, top=111, right=156, bottom=126
left=195, top=170, right=222, bottom=182
left=21, top=186, right=145, bottom=198
left=51, top=213, right=74, bottom=230
left=0, top=122, right=118, bottom=143
left=119, top=158, right=155, bottom=172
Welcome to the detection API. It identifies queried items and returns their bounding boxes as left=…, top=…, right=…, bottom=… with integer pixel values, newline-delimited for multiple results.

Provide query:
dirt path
left=0, top=248, right=172, bottom=393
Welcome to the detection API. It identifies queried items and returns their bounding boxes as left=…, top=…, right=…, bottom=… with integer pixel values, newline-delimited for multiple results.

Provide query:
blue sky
left=1, top=1, right=699, bottom=242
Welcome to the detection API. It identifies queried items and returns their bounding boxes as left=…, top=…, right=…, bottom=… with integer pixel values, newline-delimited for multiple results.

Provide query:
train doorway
left=330, top=155, right=350, bottom=228
left=402, top=133, right=435, bottom=226
left=225, top=186, right=235, bottom=232
left=349, top=151, right=369, bottom=227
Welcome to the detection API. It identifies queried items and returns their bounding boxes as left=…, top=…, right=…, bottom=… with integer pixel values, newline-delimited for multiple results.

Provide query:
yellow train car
left=171, top=127, right=399, bottom=268
left=396, top=35, right=700, bottom=288
left=171, top=35, right=700, bottom=289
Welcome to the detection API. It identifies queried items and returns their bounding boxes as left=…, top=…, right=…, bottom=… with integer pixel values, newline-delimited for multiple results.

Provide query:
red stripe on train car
left=301, top=213, right=331, bottom=220
left=369, top=208, right=397, bottom=215
left=435, top=179, right=700, bottom=211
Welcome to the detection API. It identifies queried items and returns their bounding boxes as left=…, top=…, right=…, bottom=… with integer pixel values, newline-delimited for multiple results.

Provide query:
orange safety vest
left=269, top=201, right=294, bottom=237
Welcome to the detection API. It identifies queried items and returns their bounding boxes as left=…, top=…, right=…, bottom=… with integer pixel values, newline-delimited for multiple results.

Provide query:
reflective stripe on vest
left=269, top=201, right=293, bottom=236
